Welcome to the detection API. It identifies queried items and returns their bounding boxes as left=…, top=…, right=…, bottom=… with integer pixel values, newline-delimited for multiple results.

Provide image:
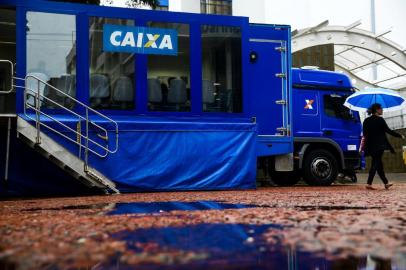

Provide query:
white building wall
left=232, top=0, right=266, bottom=23
left=232, top=0, right=405, bottom=49
left=169, top=0, right=200, bottom=13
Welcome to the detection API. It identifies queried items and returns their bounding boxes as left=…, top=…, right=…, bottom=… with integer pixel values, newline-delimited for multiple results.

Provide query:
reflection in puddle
left=23, top=203, right=383, bottom=214
left=24, top=203, right=114, bottom=211
left=107, top=224, right=404, bottom=269
left=295, top=205, right=382, bottom=211
left=107, top=201, right=260, bottom=215
left=22, top=201, right=260, bottom=215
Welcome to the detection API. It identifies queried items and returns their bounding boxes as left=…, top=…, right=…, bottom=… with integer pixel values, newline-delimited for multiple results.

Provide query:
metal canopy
left=292, top=21, right=406, bottom=91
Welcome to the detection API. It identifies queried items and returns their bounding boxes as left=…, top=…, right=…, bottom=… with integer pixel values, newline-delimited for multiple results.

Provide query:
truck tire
left=303, top=149, right=338, bottom=186
left=270, top=171, right=300, bottom=186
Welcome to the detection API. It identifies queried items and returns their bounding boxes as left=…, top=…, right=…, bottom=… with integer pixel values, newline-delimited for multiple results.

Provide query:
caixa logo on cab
left=103, top=24, right=178, bottom=56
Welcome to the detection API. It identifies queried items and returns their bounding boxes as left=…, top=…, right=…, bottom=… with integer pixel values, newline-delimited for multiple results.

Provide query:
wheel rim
left=310, top=158, right=331, bottom=179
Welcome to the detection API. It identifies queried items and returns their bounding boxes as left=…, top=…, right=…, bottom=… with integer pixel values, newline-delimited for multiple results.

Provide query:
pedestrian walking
left=362, top=103, right=405, bottom=190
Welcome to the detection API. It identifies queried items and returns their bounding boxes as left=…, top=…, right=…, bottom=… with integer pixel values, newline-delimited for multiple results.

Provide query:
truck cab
left=270, top=68, right=362, bottom=186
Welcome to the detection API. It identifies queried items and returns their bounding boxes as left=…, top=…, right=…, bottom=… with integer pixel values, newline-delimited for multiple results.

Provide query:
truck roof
left=292, top=68, right=353, bottom=90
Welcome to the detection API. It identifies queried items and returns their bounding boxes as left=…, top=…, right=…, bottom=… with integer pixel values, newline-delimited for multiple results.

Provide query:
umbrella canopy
left=344, top=88, right=406, bottom=112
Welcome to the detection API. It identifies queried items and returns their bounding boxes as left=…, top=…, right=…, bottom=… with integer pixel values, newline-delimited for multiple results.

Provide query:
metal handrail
left=17, top=75, right=119, bottom=161
left=21, top=86, right=110, bottom=153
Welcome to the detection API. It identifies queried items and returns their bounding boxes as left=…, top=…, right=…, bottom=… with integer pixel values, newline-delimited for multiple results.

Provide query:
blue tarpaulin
left=18, top=115, right=258, bottom=192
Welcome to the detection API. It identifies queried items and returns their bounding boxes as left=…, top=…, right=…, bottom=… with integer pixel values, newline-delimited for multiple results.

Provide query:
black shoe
left=385, top=183, right=393, bottom=190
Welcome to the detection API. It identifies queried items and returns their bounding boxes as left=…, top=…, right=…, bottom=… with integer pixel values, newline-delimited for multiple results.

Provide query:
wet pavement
left=107, top=201, right=260, bottom=215
left=1, top=183, right=406, bottom=269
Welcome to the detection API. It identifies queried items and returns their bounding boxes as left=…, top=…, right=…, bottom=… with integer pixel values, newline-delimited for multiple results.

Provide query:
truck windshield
left=324, top=94, right=355, bottom=120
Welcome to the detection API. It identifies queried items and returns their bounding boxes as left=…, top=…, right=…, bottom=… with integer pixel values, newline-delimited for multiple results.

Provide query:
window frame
left=16, top=1, right=249, bottom=118
left=21, top=8, right=80, bottom=116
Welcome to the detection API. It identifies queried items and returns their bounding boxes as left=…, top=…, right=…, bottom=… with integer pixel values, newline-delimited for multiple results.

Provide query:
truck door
left=293, top=89, right=321, bottom=137
left=249, top=39, right=289, bottom=136
left=321, top=92, right=362, bottom=151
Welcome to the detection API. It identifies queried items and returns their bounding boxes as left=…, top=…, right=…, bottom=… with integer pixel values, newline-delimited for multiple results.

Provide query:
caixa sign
left=103, top=24, right=178, bottom=56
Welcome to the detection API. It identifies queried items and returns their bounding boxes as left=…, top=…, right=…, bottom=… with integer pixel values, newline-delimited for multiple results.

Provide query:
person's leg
left=367, top=152, right=378, bottom=185
left=375, top=150, right=389, bottom=185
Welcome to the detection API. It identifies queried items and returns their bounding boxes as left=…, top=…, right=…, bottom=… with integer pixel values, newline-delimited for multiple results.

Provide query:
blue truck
left=0, top=0, right=361, bottom=196
left=267, top=68, right=362, bottom=186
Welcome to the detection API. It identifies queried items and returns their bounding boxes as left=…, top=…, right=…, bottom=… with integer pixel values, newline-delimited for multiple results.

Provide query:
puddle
left=107, top=201, right=260, bottom=215
left=24, top=203, right=113, bottom=212
left=22, top=201, right=260, bottom=215
left=106, top=223, right=404, bottom=269
left=23, top=202, right=382, bottom=214
left=295, top=205, right=382, bottom=211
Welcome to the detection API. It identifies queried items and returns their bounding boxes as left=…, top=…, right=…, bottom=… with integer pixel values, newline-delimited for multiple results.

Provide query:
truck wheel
left=303, top=149, right=338, bottom=186
left=269, top=171, right=300, bottom=186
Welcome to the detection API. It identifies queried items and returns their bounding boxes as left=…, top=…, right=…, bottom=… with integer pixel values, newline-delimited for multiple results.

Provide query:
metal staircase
left=17, top=117, right=119, bottom=194
left=2, top=60, right=120, bottom=194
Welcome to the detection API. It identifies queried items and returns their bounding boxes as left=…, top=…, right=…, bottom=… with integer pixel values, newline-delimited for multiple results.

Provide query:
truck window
left=26, top=12, right=77, bottom=109
left=201, top=25, right=242, bottom=113
left=147, top=22, right=190, bottom=112
left=323, top=94, right=353, bottom=119
left=89, top=17, right=135, bottom=110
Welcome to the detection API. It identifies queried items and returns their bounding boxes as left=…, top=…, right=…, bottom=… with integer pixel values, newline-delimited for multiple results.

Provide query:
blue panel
left=20, top=114, right=256, bottom=131
left=292, top=68, right=352, bottom=89
left=103, top=25, right=178, bottom=55
left=76, top=12, right=89, bottom=111
left=18, top=114, right=257, bottom=192
left=248, top=41, right=283, bottom=135
left=247, top=24, right=293, bottom=157
left=98, top=129, right=257, bottom=191
left=190, top=23, right=202, bottom=115
left=15, top=6, right=26, bottom=114
left=256, top=137, right=292, bottom=156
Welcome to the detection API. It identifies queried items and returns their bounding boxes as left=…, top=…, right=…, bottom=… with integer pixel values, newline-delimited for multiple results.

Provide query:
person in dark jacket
left=363, top=103, right=405, bottom=190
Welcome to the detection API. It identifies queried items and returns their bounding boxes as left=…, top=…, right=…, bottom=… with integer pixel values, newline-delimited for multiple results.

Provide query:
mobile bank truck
left=280, top=68, right=362, bottom=186
left=0, top=0, right=361, bottom=196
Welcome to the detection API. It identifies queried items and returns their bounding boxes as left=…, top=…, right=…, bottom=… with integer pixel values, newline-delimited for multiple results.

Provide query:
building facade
left=168, top=0, right=232, bottom=16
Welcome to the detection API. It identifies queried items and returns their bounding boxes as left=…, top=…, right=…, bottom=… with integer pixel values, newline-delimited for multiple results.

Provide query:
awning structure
left=292, top=21, right=406, bottom=129
left=292, top=20, right=406, bottom=92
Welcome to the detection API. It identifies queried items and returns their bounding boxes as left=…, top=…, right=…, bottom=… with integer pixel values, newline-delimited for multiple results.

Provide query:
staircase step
left=16, top=116, right=119, bottom=194
left=86, top=169, right=120, bottom=194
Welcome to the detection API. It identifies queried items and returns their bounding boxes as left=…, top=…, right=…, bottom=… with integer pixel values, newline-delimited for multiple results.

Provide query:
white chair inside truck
left=148, top=78, right=162, bottom=110
left=168, top=79, right=187, bottom=111
left=112, top=76, right=134, bottom=109
left=90, top=74, right=110, bottom=108
left=25, top=72, right=49, bottom=108
left=202, top=79, right=215, bottom=111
